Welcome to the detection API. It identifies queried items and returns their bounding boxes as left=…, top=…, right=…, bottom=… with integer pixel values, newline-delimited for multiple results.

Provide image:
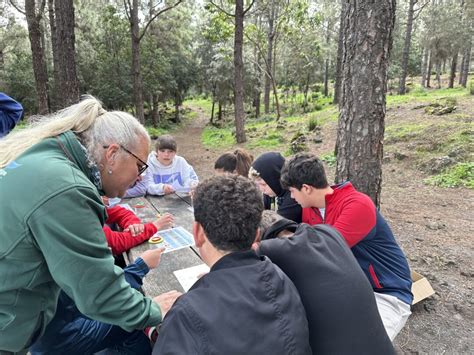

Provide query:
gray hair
left=0, top=95, right=150, bottom=168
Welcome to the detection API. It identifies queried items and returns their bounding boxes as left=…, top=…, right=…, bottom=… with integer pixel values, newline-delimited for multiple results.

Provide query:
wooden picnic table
left=123, top=193, right=203, bottom=296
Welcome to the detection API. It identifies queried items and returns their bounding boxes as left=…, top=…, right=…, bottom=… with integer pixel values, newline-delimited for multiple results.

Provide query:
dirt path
left=173, top=103, right=473, bottom=354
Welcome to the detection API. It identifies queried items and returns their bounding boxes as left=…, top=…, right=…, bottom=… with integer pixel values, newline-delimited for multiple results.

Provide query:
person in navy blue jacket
left=30, top=248, right=170, bottom=355
left=0, top=92, right=23, bottom=138
left=153, top=175, right=311, bottom=355
left=280, top=153, right=413, bottom=341
left=256, top=211, right=395, bottom=354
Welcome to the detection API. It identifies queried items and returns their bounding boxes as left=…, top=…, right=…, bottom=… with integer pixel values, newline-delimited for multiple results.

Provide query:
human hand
left=153, top=213, right=174, bottom=230
left=153, top=290, right=182, bottom=318
left=124, top=223, right=145, bottom=236
left=163, top=184, right=175, bottom=195
left=140, top=248, right=165, bottom=269
left=102, top=196, right=110, bottom=206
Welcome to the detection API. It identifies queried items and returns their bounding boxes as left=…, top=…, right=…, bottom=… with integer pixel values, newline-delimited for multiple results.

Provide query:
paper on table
left=150, top=226, right=195, bottom=253
left=173, top=264, right=210, bottom=292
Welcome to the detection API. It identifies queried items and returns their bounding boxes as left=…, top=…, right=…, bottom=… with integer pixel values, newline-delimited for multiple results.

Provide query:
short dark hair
left=155, top=135, right=177, bottom=152
left=280, top=153, right=329, bottom=190
left=214, top=148, right=253, bottom=177
left=193, top=175, right=263, bottom=252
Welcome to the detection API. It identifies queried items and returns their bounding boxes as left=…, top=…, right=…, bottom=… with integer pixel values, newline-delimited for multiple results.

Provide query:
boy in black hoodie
left=249, top=152, right=302, bottom=223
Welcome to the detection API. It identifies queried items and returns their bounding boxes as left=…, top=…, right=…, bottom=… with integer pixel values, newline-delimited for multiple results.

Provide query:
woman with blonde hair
left=0, top=96, right=180, bottom=353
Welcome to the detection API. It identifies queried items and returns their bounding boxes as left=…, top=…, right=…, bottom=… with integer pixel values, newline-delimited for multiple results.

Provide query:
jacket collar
left=211, top=250, right=262, bottom=272
left=325, top=181, right=353, bottom=205
left=56, top=131, right=104, bottom=194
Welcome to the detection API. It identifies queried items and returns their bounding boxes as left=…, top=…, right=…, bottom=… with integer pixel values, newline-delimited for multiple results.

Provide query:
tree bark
left=323, top=20, right=331, bottom=97
left=333, top=2, right=346, bottom=105
left=264, top=3, right=275, bottom=114
left=448, top=53, right=458, bottom=88
left=130, top=0, right=144, bottom=123
left=460, top=41, right=471, bottom=87
left=48, top=0, right=59, bottom=109
left=336, top=0, right=396, bottom=207
left=458, top=53, right=465, bottom=85
left=421, top=47, right=429, bottom=87
left=53, top=0, right=79, bottom=108
left=151, top=93, right=159, bottom=127
left=398, top=0, right=416, bottom=95
left=426, top=53, right=433, bottom=87
left=25, top=0, right=49, bottom=114
left=435, top=60, right=441, bottom=89
left=233, top=0, right=247, bottom=143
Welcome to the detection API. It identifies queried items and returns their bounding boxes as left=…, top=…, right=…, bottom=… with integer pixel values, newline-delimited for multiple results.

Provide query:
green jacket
left=0, top=131, right=162, bottom=352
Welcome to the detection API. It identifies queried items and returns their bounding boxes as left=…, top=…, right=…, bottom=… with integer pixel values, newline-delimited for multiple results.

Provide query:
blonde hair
left=0, top=95, right=150, bottom=168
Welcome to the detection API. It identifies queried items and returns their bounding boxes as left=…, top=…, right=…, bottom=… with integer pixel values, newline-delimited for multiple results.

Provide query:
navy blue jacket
left=0, top=93, right=23, bottom=137
left=153, top=251, right=311, bottom=355
left=259, top=224, right=395, bottom=354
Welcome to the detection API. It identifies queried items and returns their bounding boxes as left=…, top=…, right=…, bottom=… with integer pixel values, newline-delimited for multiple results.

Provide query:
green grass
left=184, top=98, right=213, bottom=116
left=387, top=86, right=470, bottom=106
left=424, top=162, right=474, bottom=189
left=202, top=126, right=235, bottom=148
left=146, top=126, right=169, bottom=138
left=320, top=152, right=337, bottom=167
left=385, top=123, right=427, bottom=142
left=247, top=131, right=285, bottom=149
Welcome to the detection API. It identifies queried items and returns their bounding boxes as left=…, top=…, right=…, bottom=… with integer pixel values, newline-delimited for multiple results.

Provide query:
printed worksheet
left=173, top=264, right=210, bottom=292
left=149, top=226, right=195, bottom=253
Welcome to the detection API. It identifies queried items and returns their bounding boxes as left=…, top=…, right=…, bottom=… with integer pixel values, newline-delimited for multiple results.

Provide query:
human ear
left=193, top=221, right=205, bottom=248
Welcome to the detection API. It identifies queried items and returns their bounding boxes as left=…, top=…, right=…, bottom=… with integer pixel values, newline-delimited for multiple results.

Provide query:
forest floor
left=170, top=95, right=473, bottom=354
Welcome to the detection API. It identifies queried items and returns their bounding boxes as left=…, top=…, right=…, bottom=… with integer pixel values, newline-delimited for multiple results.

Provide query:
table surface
left=123, top=193, right=203, bottom=296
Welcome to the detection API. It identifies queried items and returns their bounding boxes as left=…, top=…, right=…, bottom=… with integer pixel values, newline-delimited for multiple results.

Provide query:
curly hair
left=280, top=153, right=329, bottom=190
left=193, top=175, right=264, bottom=252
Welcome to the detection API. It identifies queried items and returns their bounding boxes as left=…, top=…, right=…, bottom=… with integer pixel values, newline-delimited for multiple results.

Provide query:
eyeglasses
left=103, top=145, right=149, bottom=175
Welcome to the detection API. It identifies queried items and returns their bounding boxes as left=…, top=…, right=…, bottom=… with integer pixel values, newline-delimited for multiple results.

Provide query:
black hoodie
left=252, top=152, right=302, bottom=223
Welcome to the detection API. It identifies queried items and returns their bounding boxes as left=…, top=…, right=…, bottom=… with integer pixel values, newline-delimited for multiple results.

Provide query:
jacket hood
left=252, top=152, right=285, bottom=196
left=148, top=151, right=179, bottom=170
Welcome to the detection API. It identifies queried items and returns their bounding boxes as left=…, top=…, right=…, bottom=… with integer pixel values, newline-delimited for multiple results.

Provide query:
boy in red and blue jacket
left=280, top=153, right=413, bottom=341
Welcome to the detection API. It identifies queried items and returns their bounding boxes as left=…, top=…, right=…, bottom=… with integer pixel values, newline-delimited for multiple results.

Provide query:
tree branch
left=8, top=0, right=25, bottom=15
left=123, top=0, right=131, bottom=22
left=243, top=0, right=256, bottom=15
left=413, top=0, right=430, bottom=21
left=209, top=0, right=235, bottom=18
left=138, top=0, right=182, bottom=42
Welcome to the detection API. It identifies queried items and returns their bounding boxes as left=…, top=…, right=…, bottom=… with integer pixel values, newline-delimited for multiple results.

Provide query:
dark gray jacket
left=259, top=224, right=395, bottom=355
left=153, top=250, right=311, bottom=355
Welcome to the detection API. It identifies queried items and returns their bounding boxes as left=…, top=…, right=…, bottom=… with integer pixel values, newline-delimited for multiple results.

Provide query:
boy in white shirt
left=126, top=135, right=198, bottom=197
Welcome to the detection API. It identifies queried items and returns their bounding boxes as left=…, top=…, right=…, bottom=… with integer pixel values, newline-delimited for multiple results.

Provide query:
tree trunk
left=233, top=0, right=246, bottom=143
left=426, top=53, right=433, bottom=87
left=53, top=0, right=79, bottom=108
left=218, top=101, right=222, bottom=121
left=435, top=60, right=441, bottom=88
left=151, top=93, right=159, bottom=127
left=448, top=53, right=458, bottom=88
left=130, top=0, right=144, bottom=123
left=336, top=0, right=396, bottom=207
left=25, top=0, right=49, bottom=114
left=399, top=0, right=416, bottom=95
left=264, top=3, right=275, bottom=114
left=333, top=2, right=346, bottom=105
left=253, top=30, right=262, bottom=118
left=460, top=42, right=471, bottom=87
left=48, top=0, right=60, bottom=110
left=458, top=53, right=465, bottom=85
left=323, top=19, right=331, bottom=97
left=421, top=47, right=429, bottom=87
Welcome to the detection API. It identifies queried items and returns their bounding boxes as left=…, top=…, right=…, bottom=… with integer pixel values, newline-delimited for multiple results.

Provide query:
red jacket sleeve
left=103, top=223, right=158, bottom=255
left=106, top=206, right=141, bottom=229
left=331, top=195, right=376, bottom=248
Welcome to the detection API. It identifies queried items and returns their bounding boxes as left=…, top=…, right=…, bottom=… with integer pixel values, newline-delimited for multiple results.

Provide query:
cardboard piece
left=411, top=271, right=435, bottom=305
